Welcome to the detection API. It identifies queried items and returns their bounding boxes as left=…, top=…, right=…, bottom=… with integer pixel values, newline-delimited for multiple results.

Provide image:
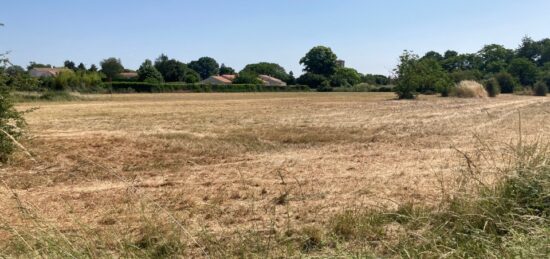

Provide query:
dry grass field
left=2, top=92, right=549, bottom=257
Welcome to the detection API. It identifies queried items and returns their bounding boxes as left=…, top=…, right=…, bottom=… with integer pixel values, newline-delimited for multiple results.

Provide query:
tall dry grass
left=455, top=80, right=488, bottom=98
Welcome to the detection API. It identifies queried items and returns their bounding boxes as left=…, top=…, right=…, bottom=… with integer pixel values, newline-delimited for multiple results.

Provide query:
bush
left=0, top=89, right=26, bottom=162
left=296, top=73, right=328, bottom=89
left=484, top=78, right=500, bottom=97
left=534, top=81, right=548, bottom=96
left=495, top=72, right=519, bottom=93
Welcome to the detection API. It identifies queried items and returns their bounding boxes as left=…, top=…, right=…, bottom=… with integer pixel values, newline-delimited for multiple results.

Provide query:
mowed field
left=2, top=92, right=550, bottom=255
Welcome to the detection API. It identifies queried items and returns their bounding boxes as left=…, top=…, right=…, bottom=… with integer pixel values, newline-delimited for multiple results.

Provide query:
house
left=29, top=68, right=67, bottom=78
left=200, top=74, right=287, bottom=86
left=117, top=72, right=139, bottom=80
left=200, top=75, right=233, bottom=85
left=259, top=75, right=287, bottom=86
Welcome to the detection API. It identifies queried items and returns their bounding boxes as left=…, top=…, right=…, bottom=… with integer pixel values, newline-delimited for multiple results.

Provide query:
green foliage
left=100, top=57, right=124, bottom=81
left=484, top=77, right=500, bottom=97
left=0, top=88, right=26, bottom=162
left=63, top=60, right=76, bottom=71
left=394, top=51, right=453, bottom=99
left=534, top=81, right=548, bottom=96
left=188, top=57, right=219, bottom=80
left=330, top=67, right=362, bottom=87
left=240, top=62, right=290, bottom=82
left=77, top=63, right=86, bottom=71
left=137, top=59, right=163, bottom=84
left=362, top=74, right=390, bottom=85
left=154, top=54, right=198, bottom=83
left=300, top=46, right=338, bottom=76
left=219, top=63, right=235, bottom=75
left=40, top=70, right=103, bottom=92
left=88, top=64, right=98, bottom=72
left=296, top=73, right=328, bottom=89
left=233, top=71, right=262, bottom=84
left=478, top=44, right=514, bottom=73
left=508, top=58, right=539, bottom=86
left=26, top=62, right=51, bottom=70
left=317, top=80, right=333, bottom=92
left=450, top=69, right=482, bottom=83
left=494, top=72, right=519, bottom=93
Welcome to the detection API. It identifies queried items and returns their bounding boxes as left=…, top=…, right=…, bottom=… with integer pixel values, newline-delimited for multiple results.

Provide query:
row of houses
left=200, top=74, right=287, bottom=86
left=29, top=68, right=287, bottom=87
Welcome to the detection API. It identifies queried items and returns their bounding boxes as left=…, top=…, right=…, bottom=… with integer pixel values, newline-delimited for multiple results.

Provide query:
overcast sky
left=2, top=0, right=550, bottom=75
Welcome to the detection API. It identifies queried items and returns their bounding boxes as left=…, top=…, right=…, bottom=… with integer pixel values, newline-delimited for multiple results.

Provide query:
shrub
left=534, top=81, right=548, bottom=96
left=495, top=72, right=519, bottom=93
left=484, top=78, right=500, bottom=97
left=296, top=73, right=328, bottom=89
left=0, top=88, right=26, bottom=162
left=455, top=80, right=488, bottom=98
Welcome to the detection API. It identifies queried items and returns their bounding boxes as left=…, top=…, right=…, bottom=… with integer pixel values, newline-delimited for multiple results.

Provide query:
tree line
left=394, top=36, right=550, bottom=98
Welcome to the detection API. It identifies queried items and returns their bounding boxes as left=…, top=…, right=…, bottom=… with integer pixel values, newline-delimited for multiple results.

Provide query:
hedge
left=102, top=82, right=311, bottom=93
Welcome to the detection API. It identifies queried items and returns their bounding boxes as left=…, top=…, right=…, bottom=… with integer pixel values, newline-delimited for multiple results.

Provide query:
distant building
left=220, top=74, right=236, bottom=81
left=200, top=75, right=233, bottom=85
left=200, top=74, right=287, bottom=86
left=117, top=72, right=139, bottom=80
left=258, top=75, right=287, bottom=86
left=336, top=60, right=345, bottom=68
left=29, top=68, right=67, bottom=78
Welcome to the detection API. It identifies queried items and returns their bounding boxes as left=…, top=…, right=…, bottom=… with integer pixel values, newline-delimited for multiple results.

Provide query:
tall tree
left=516, top=36, right=542, bottom=63
left=219, top=64, right=235, bottom=75
left=508, top=58, right=539, bottom=86
left=478, top=44, right=514, bottom=73
left=64, top=60, right=76, bottom=71
left=137, top=59, right=163, bottom=83
left=88, top=64, right=98, bottom=72
left=77, top=63, right=86, bottom=71
left=154, top=54, right=199, bottom=83
left=300, top=46, right=338, bottom=76
left=100, top=57, right=124, bottom=81
left=188, top=57, right=219, bottom=80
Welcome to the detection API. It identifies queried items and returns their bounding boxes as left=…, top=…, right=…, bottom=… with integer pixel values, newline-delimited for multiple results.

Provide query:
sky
left=1, top=0, right=550, bottom=75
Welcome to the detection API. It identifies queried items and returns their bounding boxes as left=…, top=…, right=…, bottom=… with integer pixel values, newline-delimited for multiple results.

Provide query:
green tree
left=296, top=73, right=328, bottom=89
left=508, top=58, right=539, bottom=86
left=27, top=62, right=51, bottom=70
left=478, top=44, right=514, bottom=73
left=88, top=64, right=98, bottom=72
left=137, top=59, right=163, bottom=83
left=219, top=64, right=235, bottom=75
left=240, top=62, right=290, bottom=82
left=421, top=51, right=443, bottom=61
left=394, top=51, right=452, bottom=99
left=300, top=46, right=338, bottom=76
left=77, top=63, right=86, bottom=71
left=287, top=71, right=296, bottom=85
left=516, top=36, right=542, bottom=63
left=100, top=57, right=124, bottom=81
left=154, top=55, right=197, bottom=82
left=64, top=60, right=76, bottom=71
left=188, top=57, right=219, bottom=80
left=330, top=67, right=362, bottom=87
